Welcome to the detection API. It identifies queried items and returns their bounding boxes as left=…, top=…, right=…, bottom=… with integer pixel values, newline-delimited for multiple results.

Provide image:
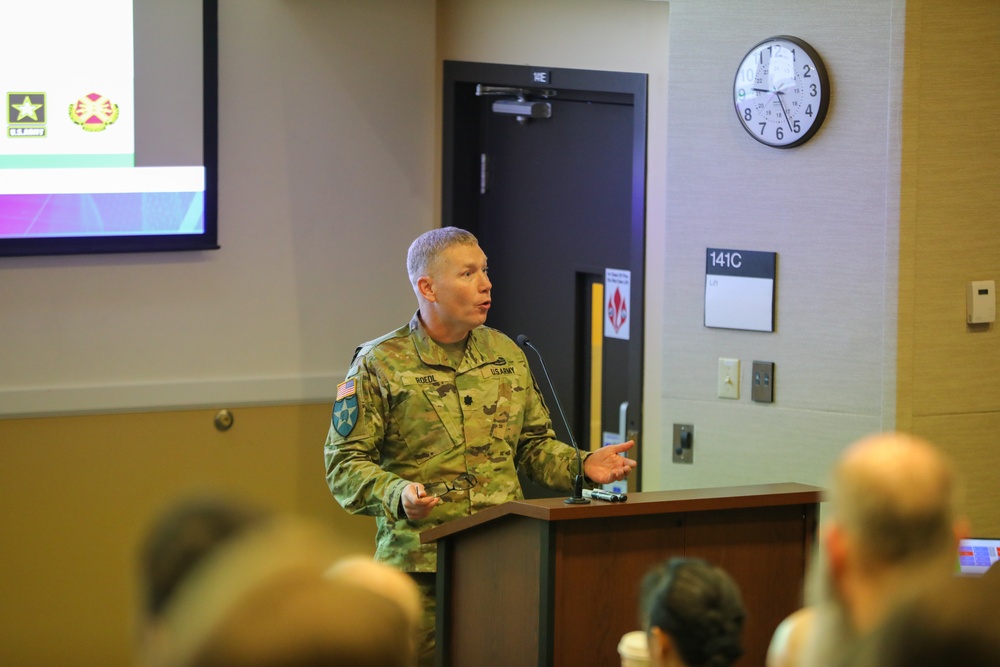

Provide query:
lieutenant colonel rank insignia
left=332, top=378, right=359, bottom=437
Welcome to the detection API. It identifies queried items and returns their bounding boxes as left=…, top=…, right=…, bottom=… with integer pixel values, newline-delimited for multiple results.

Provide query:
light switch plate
left=718, top=358, right=740, bottom=399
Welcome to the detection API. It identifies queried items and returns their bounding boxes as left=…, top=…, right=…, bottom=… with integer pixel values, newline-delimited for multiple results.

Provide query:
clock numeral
left=805, top=104, right=814, bottom=117
left=744, top=107, right=752, bottom=122
left=809, top=83, right=818, bottom=97
left=758, top=121, right=767, bottom=136
left=802, top=63, right=812, bottom=78
left=776, top=126, right=784, bottom=141
left=792, top=119, right=801, bottom=133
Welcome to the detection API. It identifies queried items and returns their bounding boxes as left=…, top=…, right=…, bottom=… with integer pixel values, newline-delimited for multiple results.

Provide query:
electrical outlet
left=718, top=358, right=740, bottom=399
left=751, top=361, right=774, bottom=403
left=672, top=424, right=693, bottom=464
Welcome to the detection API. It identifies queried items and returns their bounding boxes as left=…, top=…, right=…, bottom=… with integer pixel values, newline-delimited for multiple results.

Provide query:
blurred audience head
left=325, top=555, right=422, bottom=631
left=828, top=431, right=964, bottom=579
left=823, top=432, right=967, bottom=621
left=640, top=557, right=745, bottom=667
left=765, top=606, right=815, bottom=667
left=852, top=574, right=1000, bottom=667
left=138, top=497, right=418, bottom=667
left=797, top=431, right=969, bottom=667
left=139, top=494, right=266, bottom=621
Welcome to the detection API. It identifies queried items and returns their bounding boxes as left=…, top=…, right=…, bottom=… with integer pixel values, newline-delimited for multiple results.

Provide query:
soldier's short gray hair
left=406, top=226, right=479, bottom=287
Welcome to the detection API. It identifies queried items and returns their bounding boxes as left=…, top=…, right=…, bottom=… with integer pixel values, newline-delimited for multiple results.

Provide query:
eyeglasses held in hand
left=423, top=473, right=478, bottom=497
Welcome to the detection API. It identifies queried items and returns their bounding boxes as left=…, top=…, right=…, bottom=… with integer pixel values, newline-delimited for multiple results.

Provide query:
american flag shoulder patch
left=336, top=378, right=357, bottom=401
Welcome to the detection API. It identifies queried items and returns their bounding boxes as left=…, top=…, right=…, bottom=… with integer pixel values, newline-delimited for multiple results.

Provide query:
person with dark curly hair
left=640, top=557, right=746, bottom=667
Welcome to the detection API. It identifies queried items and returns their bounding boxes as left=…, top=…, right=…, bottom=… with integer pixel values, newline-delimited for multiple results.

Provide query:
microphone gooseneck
left=517, top=334, right=589, bottom=505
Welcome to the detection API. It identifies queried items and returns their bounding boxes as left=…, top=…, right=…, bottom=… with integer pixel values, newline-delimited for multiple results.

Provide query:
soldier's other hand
left=583, top=440, right=637, bottom=484
left=402, top=482, right=440, bottom=520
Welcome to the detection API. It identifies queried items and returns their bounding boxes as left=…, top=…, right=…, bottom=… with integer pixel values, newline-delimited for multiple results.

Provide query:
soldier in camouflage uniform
left=324, top=227, right=636, bottom=666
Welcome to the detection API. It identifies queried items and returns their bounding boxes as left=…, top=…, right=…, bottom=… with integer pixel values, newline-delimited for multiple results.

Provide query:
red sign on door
left=605, top=269, right=630, bottom=340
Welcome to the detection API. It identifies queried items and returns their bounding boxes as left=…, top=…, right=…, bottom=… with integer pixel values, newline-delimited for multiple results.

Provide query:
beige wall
left=1, top=0, right=998, bottom=664
left=0, top=0, right=436, bottom=417
left=898, top=0, right=1000, bottom=531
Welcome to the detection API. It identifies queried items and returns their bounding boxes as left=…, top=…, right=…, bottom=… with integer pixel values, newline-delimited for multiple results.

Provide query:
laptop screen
left=957, top=537, right=1000, bottom=576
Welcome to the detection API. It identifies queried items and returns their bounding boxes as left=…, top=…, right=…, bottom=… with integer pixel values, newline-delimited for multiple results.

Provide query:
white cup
left=618, top=630, right=650, bottom=667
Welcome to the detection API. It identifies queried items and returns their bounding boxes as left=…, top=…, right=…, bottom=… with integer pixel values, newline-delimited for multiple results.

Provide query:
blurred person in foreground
left=325, top=555, right=423, bottom=657
left=136, top=495, right=267, bottom=664
left=767, top=432, right=969, bottom=667
left=851, top=568, right=1000, bottom=667
left=324, top=226, right=636, bottom=665
left=145, top=513, right=418, bottom=667
left=639, top=557, right=746, bottom=667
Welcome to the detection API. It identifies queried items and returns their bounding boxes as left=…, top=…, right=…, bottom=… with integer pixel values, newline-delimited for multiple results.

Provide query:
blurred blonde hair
left=149, top=517, right=415, bottom=667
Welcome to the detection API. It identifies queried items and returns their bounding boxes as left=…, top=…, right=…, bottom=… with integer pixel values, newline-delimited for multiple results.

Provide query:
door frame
left=441, top=60, right=647, bottom=488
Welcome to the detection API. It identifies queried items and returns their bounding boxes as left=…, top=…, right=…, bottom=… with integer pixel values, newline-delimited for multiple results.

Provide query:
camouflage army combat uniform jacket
left=324, top=313, right=580, bottom=573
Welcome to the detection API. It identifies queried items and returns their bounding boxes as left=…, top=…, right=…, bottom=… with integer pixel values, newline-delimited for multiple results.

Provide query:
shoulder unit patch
left=332, top=378, right=359, bottom=437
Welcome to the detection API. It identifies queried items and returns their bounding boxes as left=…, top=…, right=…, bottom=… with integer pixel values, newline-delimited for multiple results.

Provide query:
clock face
left=733, top=36, right=830, bottom=148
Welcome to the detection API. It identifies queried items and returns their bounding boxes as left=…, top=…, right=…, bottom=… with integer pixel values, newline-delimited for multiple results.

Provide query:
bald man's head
left=830, top=433, right=963, bottom=567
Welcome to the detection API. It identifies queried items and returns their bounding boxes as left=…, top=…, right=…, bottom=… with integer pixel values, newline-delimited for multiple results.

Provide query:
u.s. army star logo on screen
left=8, top=92, right=47, bottom=138
left=332, top=378, right=359, bottom=437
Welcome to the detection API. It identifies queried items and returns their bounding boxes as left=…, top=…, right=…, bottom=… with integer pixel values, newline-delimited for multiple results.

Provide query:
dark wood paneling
left=443, top=517, right=546, bottom=665
left=686, top=505, right=812, bottom=666
left=428, top=484, right=821, bottom=667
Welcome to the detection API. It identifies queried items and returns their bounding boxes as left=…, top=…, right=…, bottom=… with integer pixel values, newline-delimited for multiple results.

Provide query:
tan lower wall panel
left=0, top=404, right=375, bottom=667
left=911, top=412, right=1000, bottom=536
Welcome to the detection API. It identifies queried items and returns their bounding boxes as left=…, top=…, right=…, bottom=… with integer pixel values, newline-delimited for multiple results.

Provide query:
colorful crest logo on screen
left=68, top=92, right=120, bottom=132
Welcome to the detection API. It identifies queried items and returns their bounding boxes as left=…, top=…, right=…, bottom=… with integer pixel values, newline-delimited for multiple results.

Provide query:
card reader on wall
left=967, top=280, right=996, bottom=324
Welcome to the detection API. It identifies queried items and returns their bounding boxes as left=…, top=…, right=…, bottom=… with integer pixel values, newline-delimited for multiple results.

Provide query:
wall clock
left=733, top=35, right=830, bottom=148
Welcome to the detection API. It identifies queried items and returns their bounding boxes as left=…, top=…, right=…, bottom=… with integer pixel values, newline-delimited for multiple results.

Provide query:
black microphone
left=516, top=334, right=589, bottom=505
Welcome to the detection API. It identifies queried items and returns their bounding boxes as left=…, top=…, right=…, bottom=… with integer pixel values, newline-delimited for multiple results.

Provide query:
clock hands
left=775, top=90, right=793, bottom=131
left=754, top=78, right=794, bottom=132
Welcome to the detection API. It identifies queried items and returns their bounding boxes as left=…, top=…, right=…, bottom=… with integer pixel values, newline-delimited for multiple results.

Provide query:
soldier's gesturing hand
left=583, top=440, right=637, bottom=484
left=401, top=483, right=441, bottom=520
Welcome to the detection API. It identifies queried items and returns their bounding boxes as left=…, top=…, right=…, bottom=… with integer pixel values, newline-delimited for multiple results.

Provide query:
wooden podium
left=421, top=483, right=822, bottom=667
